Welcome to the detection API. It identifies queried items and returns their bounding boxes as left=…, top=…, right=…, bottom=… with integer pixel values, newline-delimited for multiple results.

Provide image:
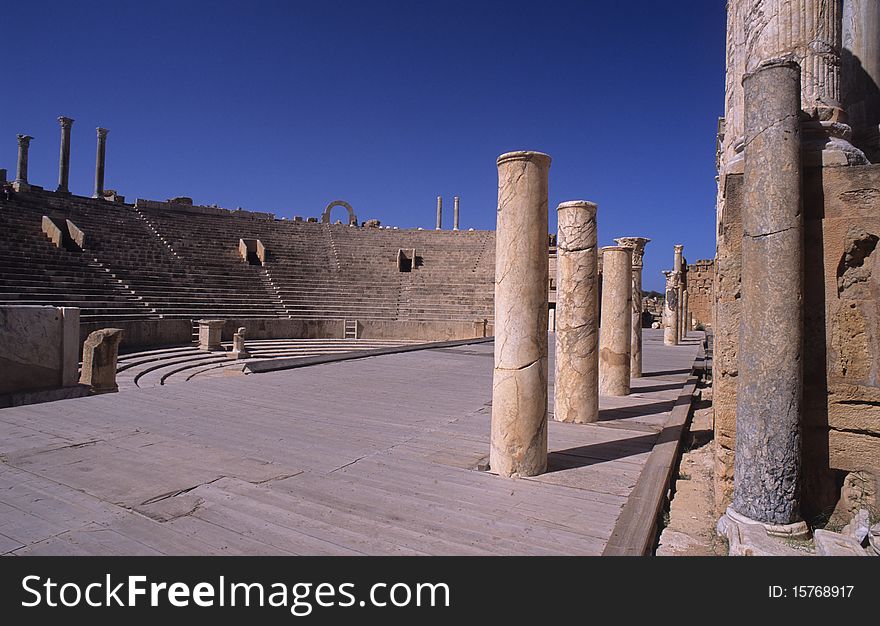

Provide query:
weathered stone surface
left=56, top=116, right=73, bottom=193
left=716, top=507, right=810, bottom=556
left=0, top=305, right=79, bottom=395
left=814, top=529, right=868, bottom=556
left=490, top=151, right=550, bottom=477
left=843, top=0, right=880, bottom=162
left=93, top=127, right=108, bottom=198
left=79, top=328, right=123, bottom=394
left=662, top=270, right=679, bottom=346
left=733, top=59, right=804, bottom=526
left=230, top=327, right=251, bottom=360
left=555, top=201, right=598, bottom=423
left=841, top=508, right=871, bottom=544
left=15, top=134, right=32, bottom=190
left=598, top=246, right=632, bottom=397
left=614, top=237, right=650, bottom=378
left=198, top=319, right=225, bottom=352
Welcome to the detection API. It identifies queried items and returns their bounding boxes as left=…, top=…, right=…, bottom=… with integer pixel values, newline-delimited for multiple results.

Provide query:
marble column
left=598, top=246, right=632, bottom=397
left=733, top=58, right=806, bottom=530
left=614, top=237, right=650, bottom=377
left=555, top=201, right=599, bottom=424
left=843, top=0, right=880, bottom=162
left=56, top=116, right=74, bottom=193
left=663, top=270, right=679, bottom=346
left=682, top=289, right=690, bottom=339
left=14, top=134, right=33, bottom=191
left=93, top=128, right=108, bottom=198
left=453, top=196, right=460, bottom=230
left=490, top=150, right=551, bottom=477
left=436, top=196, right=442, bottom=230
left=673, top=244, right=684, bottom=341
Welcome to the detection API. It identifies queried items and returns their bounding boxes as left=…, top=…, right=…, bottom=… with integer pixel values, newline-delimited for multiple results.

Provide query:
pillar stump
left=555, top=201, right=599, bottom=424
left=598, top=246, right=632, bottom=396
left=79, top=328, right=123, bottom=394
left=197, top=319, right=225, bottom=352
left=733, top=58, right=806, bottom=531
left=663, top=270, right=679, bottom=346
left=490, top=150, right=550, bottom=477
left=615, top=237, right=650, bottom=377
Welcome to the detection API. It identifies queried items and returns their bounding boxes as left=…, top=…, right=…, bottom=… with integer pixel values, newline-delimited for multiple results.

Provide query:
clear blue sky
left=2, top=0, right=725, bottom=292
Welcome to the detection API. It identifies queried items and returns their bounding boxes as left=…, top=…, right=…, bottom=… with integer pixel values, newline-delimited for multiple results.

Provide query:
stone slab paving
left=0, top=329, right=700, bottom=555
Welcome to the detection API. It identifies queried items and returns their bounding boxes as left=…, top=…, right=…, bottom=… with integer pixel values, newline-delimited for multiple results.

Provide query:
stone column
left=93, top=127, right=108, bottom=198
left=436, top=196, right=442, bottom=230
left=197, top=319, right=226, bottom=352
left=733, top=58, right=806, bottom=530
left=682, top=289, right=690, bottom=339
left=490, top=150, right=550, bottom=477
left=673, top=244, right=684, bottom=341
left=453, top=196, right=460, bottom=230
left=843, top=0, right=880, bottom=162
left=742, top=0, right=866, bottom=166
left=598, top=246, right=632, bottom=397
left=614, top=237, right=650, bottom=377
left=14, top=134, right=33, bottom=191
left=663, top=270, right=679, bottom=346
left=56, top=116, right=74, bottom=193
left=80, top=328, right=123, bottom=394
left=555, top=201, right=599, bottom=424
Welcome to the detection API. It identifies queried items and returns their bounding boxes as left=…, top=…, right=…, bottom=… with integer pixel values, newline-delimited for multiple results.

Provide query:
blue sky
left=1, top=0, right=725, bottom=292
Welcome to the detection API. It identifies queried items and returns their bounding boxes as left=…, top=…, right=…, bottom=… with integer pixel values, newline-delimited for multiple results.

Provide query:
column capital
left=614, top=236, right=650, bottom=267
left=17, top=134, right=33, bottom=145
left=673, top=244, right=684, bottom=253
left=58, top=116, right=74, bottom=128
left=96, top=127, right=109, bottom=138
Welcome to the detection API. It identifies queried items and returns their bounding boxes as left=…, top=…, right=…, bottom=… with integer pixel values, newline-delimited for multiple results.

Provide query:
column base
left=716, top=505, right=811, bottom=556
left=802, top=121, right=869, bottom=167
left=12, top=181, right=30, bottom=192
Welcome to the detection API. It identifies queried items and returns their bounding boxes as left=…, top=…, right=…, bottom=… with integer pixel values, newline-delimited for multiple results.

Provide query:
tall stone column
left=615, top=237, right=650, bottom=377
left=673, top=244, right=684, bottom=341
left=843, top=0, right=880, bottom=162
left=742, top=0, right=866, bottom=166
left=732, top=58, right=807, bottom=531
left=14, top=134, right=33, bottom=191
left=93, top=128, right=108, bottom=198
left=682, top=289, right=690, bottom=338
left=490, top=151, right=551, bottom=477
left=598, top=246, right=632, bottom=396
left=435, top=196, right=442, bottom=229
left=56, top=116, right=74, bottom=193
left=663, top=270, right=679, bottom=346
left=453, top=196, right=460, bottom=230
left=555, top=201, right=599, bottom=423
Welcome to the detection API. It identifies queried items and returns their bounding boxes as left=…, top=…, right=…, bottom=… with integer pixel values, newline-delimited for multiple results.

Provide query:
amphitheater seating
left=0, top=190, right=495, bottom=327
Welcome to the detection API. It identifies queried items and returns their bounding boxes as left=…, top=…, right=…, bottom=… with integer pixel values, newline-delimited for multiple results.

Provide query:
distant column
left=490, top=150, right=551, bottom=477
left=14, top=134, right=33, bottom=191
left=436, top=196, right=443, bottom=229
left=682, top=289, right=690, bottom=339
left=453, top=196, right=460, bottom=230
left=663, top=270, right=679, bottom=346
left=615, top=237, right=650, bottom=377
left=598, top=246, right=632, bottom=396
left=93, top=128, right=108, bottom=198
left=733, top=58, right=806, bottom=529
left=555, top=200, right=599, bottom=424
left=56, top=116, right=74, bottom=193
left=673, top=244, right=684, bottom=341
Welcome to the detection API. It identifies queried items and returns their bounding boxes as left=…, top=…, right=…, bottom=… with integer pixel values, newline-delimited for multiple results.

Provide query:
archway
left=321, top=200, right=358, bottom=226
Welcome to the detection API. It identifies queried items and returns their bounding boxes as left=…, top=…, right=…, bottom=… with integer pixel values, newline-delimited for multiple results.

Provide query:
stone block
left=197, top=319, right=225, bottom=352
left=813, top=529, right=868, bottom=556
left=79, top=328, right=123, bottom=394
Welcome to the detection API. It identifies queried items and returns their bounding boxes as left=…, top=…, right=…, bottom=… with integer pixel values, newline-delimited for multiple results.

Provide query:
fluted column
left=555, top=201, right=599, bottom=423
left=614, top=237, right=650, bottom=377
left=56, top=116, right=74, bottom=193
left=435, top=196, right=442, bottom=230
left=490, top=151, right=551, bottom=477
left=598, top=246, right=632, bottom=397
left=842, top=0, right=880, bottom=162
left=723, top=0, right=748, bottom=174
left=663, top=270, right=679, bottom=347
left=93, top=128, right=108, bottom=198
left=453, top=196, right=460, bottom=230
left=14, top=134, right=33, bottom=191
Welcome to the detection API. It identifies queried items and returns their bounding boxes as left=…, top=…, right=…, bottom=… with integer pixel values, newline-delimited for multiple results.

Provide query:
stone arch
left=321, top=200, right=358, bottom=226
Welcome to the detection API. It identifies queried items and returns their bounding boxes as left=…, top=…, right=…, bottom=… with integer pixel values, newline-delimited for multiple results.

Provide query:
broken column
left=490, top=150, right=551, bottom=477
left=598, top=246, right=632, bottom=396
left=230, top=327, right=251, bottom=359
left=93, top=127, right=108, bottom=198
left=79, top=328, right=123, bottom=394
left=436, top=196, right=443, bottom=229
left=663, top=270, right=679, bottom=346
left=197, top=319, right=225, bottom=352
left=453, top=196, right=460, bottom=230
left=731, top=58, right=807, bottom=532
left=615, top=237, right=650, bottom=377
left=555, top=201, right=599, bottom=424
left=14, top=134, right=32, bottom=192
left=56, top=116, right=74, bottom=193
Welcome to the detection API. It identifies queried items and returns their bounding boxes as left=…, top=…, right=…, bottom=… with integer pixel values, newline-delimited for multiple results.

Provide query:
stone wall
left=714, top=165, right=880, bottom=519
left=686, top=259, right=715, bottom=328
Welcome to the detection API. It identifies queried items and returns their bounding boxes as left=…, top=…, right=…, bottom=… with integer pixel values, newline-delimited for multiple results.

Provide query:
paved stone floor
left=0, top=329, right=701, bottom=555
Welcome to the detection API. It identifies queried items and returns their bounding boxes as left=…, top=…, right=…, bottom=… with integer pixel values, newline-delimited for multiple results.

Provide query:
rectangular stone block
left=0, top=305, right=79, bottom=395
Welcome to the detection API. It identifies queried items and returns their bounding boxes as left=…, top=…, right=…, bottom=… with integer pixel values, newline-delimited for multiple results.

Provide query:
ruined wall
left=715, top=165, right=880, bottom=519
left=686, top=259, right=715, bottom=328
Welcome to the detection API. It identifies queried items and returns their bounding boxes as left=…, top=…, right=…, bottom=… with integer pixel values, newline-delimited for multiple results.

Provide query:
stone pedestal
left=663, top=270, right=679, bottom=346
left=733, top=58, right=805, bottom=526
left=229, top=327, right=251, bottom=359
left=14, top=134, right=32, bottom=192
left=614, top=237, right=650, bottom=377
left=555, top=201, right=599, bottom=423
left=436, top=196, right=442, bottom=230
left=490, top=150, right=550, bottom=477
left=453, top=196, right=460, bottom=230
left=79, top=328, right=123, bottom=394
left=598, top=246, right=632, bottom=397
left=93, top=128, right=108, bottom=198
left=56, top=116, right=73, bottom=193
left=197, top=319, right=225, bottom=352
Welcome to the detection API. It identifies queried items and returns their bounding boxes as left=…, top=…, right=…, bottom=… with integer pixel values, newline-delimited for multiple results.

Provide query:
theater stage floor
left=0, top=329, right=702, bottom=555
